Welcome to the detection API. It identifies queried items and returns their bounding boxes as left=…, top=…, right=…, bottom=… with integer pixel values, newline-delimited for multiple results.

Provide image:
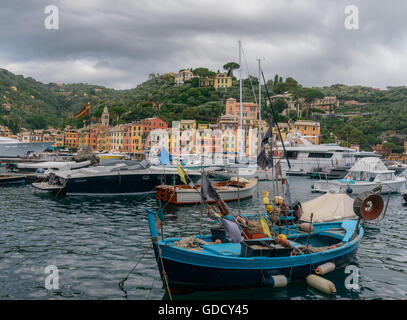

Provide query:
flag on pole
left=260, top=215, right=272, bottom=238
left=74, top=103, right=90, bottom=120
left=257, top=147, right=268, bottom=170
left=261, top=124, right=273, bottom=146
left=200, top=171, right=219, bottom=203
left=158, top=148, right=171, bottom=165
left=177, top=164, right=187, bottom=185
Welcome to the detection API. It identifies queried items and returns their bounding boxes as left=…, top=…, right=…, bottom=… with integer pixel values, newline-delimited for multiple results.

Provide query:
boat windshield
left=348, top=171, right=377, bottom=181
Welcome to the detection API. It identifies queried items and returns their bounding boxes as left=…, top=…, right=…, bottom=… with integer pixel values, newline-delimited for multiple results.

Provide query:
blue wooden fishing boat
left=146, top=209, right=363, bottom=293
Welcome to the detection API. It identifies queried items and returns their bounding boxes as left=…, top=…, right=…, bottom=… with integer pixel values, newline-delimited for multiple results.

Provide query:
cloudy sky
left=1, top=0, right=406, bottom=90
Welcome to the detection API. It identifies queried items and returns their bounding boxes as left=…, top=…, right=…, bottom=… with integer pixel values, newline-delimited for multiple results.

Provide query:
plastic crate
left=240, top=239, right=292, bottom=257
left=210, top=227, right=227, bottom=243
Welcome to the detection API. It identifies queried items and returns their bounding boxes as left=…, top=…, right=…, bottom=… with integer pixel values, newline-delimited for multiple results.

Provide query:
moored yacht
left=274, top=134, right=380, bottom=176
left=311, top=157, right=406, bottom=194
left=0, top=136, right=52, bottom=158
left=32, top=162, right=201, bottom=196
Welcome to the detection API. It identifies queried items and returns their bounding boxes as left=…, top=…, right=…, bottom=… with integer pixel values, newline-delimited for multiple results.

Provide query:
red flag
left=74, top=103, right=90, bottom=120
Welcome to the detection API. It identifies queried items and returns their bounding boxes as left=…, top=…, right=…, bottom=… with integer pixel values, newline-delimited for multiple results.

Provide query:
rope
left=118, top=244, right=152, bottom=290
left=157, top=242, right=172, bottom=300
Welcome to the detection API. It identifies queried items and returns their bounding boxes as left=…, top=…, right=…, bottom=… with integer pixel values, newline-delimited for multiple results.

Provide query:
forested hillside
left=1, top=67, right=407, bottom=152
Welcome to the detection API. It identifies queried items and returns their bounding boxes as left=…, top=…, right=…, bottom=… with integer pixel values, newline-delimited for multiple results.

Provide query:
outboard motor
left=353, top=187, right=384, bottom=221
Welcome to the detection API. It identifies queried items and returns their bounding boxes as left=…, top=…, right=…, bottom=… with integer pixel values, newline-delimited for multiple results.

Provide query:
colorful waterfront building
left=123, top=124, right=133, bottom=152
left=109, top=124, right=125, bottom=151
left=54, top=134, right=65, bottom=149
left=139, top=117, right=168, bottom=151
left=180, top=119, right=196, bottom=130
left=64, top=130, right=79, bottom=150
left=130, top=123, right=144, bottom=154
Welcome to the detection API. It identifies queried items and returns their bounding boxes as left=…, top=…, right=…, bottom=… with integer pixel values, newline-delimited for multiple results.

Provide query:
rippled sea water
left=0, top=176, right=406, bottom=300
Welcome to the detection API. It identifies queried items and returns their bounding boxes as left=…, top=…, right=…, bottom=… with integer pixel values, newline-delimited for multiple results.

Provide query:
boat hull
left=0, top=142, right=53, bottom=158
left=63, top=172, right=201, bottom=196
left=152, top=241, right=359, bottom=293
left=156, top=179, right=257, bottom=204
left=312, top=179, right=405, bottom=194
left=0, top=175, right=26, bottom=185
left=147, top=208, right=363, bottom=293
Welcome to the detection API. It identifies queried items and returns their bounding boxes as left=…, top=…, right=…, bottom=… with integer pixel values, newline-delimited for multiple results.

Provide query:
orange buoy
left=300, top=223, right=315, bottom=233
left=275, top=237, right=290, bottom=248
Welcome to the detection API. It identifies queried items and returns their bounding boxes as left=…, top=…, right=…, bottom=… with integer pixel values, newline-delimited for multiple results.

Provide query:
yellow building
left=199, top=77, right=215, bottom=88
left=130, top=123, right=145, bottom=154
left=54, top=134, right=65, bottom=149
left=180, top=119, right=197, bottom=130
left=0, top=125, right=11, bottom=137
left=175, top=70, right=194, bottom=85
left=214, top=73, right=232, bottom=89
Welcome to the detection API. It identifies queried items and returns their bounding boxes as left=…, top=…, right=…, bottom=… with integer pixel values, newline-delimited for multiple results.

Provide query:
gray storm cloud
left=1, top=0, right=406, bottom=89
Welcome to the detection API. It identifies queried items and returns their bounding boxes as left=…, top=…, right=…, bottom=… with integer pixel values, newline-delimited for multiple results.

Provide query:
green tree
left=223, top=62, right=240, bottom=77
left=300, top=88, right=324, bottom=118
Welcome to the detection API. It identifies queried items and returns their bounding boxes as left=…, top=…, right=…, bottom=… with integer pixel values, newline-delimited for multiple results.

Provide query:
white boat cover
left=349, top=157, right=388, bottom=173
left=301, top=191, right=357, bottom=222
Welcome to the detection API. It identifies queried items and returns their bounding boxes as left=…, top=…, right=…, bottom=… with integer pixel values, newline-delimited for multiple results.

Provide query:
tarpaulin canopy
left=301, top=192, right=357, bottom=222
left=349, top=157, right=388, bottom=173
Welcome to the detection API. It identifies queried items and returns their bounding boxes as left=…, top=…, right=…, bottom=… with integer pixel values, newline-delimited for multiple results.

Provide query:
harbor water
left=0, top=176, right=406, bottom=300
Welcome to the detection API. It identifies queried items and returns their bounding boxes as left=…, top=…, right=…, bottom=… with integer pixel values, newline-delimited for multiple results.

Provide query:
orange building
left=294, top=120, right=320, bottom=144
left=78, top=126, right=99, bottom=151
left=64, top=130, right=79, bottom=150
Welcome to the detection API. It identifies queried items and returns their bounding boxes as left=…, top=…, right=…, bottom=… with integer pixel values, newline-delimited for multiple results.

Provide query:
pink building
left=225, top=98, right=258, bottom=120
left=138, top=117, right=168, bottom=150
left=123, top=124, right=132, bottom=152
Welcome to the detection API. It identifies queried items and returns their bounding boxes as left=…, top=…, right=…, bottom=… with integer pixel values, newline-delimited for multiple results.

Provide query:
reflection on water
left=0, top=176, right=406, bottom=299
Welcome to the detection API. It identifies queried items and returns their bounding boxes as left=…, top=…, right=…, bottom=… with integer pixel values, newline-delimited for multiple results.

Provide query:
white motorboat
left=311, top=157, right=406, bottom=194
left=32, top=162, right=201, bottom=196
left=156, top=177, right=257, bottom=204
left=210, top=165, right=258, bottom=180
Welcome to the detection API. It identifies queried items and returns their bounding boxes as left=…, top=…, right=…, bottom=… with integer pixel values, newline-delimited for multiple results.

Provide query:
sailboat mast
left=257, top=58, right=262, bottom=155
left=239, top=40, right=243, bottom=131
